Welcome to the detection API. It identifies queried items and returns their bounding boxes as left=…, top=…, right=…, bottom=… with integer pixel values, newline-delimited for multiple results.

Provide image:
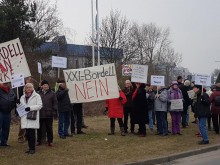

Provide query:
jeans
left=186, top=107, right=189, bottom=125
left=148, top=111, right=153, bottom=129
left=0, top=112, right=11, bottom=145
left=199, top=117, right=208, bottom=141
left=155, top=111, right=168, bottom=134
left=58, top=111, right=70, bottom=136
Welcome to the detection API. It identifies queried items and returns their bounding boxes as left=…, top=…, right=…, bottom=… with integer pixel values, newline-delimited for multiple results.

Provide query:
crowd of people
left=0, top=75, right=220, bottom=154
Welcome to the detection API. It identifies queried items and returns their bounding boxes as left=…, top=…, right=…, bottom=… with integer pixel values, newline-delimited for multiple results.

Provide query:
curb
left=125, top=144, right=220, bottom=165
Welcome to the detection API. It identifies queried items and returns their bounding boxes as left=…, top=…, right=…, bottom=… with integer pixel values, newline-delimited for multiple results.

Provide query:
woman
left=20, top=83, right=42, bottom=154
left=106, top=87, right=127, bottom=136
left=146, top=84, right=155, bottom=131
left=167, top=81, right=183, bottom=135
left=122, top=80, right=134, bottom=133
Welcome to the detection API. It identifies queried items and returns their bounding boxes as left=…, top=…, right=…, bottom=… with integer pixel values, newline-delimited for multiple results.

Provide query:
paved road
left=157, top=149, right=220, bottom=165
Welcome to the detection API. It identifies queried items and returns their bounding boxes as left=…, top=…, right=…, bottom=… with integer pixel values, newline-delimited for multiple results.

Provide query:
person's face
left=145, top=86, right=150, bottom=90
left=60, top=83, right=66, bottom=89
left=25, top=86, right=33, bottom=93
left=178, top=78, right=182, bottom=83
left=173, top=84, right=178, bottom=89
left=125, top=82, right=130, bottom=88
left=193, top=87, right=199, bottom=93
left=42, top=84, right=49, bottom=91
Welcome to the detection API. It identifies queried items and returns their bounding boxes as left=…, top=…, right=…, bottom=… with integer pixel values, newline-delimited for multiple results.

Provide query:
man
left=37, top=80, right=58, bottom=146
left=0, top=82, right=16, bottom=146
left=177, top=76, right=183, bottom=89
left=56, top=80, right=71, bottom=138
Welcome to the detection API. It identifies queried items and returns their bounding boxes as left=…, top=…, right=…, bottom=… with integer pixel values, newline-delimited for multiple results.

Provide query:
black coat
left=194, top=92, right=211, bottom=118
left=146, top=90, right=155, bottom=111
left=181, top=85, right=191, bottom=113
left=56, top=87, right=72, bottom=112
left=0, top=88, right=16, bottom=114
left=122, top=87, right=133, bottom=108
left=133, top=86, right=148, bottom=124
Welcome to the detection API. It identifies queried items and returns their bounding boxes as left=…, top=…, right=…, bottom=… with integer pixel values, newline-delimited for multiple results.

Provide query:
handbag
left=26, top=111, right=37, bottom=120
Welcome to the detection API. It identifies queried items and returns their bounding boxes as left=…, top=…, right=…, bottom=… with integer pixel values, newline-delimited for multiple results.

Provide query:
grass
left=0, top=112, right=220, bottom=165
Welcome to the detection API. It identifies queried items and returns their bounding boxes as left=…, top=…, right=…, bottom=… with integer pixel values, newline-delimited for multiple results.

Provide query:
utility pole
left=91, top=0, right=95, bottom=66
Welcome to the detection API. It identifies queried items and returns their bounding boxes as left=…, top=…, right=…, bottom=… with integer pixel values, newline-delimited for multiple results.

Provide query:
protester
left=122, top=80, right=135, bottom=133
left=177, top=76, right=183, bottom=89
left=146, top=84, right=155, bottom=131
left=207, top=86, right=214, bottom=131
left=167, top=81, right=184, bottom=135
left=132, top=83, right=148, bottom=137
left=193, top=85, right=211, bottom=144
left=71, top=103, right=86, bottom=135
left=106, top=87, right=127, bottom=136
left=154, top=86, right=168, bottom=136
left=210, top=83, right=220, bottom=134
left=0, top=82, right=16, bottom=147
left=37, top=80, right=58, bottom=146
left=20, top=83, right=42, bottom=154
left=56, top=80, right=72, bottom=139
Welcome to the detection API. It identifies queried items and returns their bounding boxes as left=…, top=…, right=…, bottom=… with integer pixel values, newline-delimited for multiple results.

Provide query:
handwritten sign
left=63, top=63, right=119, bottom=103
left=11, top=74, right=25, bottom=88
left=151, top=75, right=165, bottom=86
left=38, top=62, right=42, bottom=74
left=195, top=74, right=211, bottom=86
left=131, top=64, right=148, bottom=83
left=16, top=104, right=27, bottom=117
left=170, top=99, right=183, bottom=110
left=52, top=56, right=67, bottom=68
left=122, top=64, right=133, bottom=76
left=0, top=38, right=31, bottom=83
left=187, top=90, right=195, bottom=99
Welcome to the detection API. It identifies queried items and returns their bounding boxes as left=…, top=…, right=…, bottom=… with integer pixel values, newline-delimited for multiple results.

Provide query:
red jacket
left=106, top=91, right=127, bottom=118
left=210, top=90, right=220, bottom=114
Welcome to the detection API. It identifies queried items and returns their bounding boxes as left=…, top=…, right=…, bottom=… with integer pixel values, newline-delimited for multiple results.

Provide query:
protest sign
left=151, top=75, right=165, bottom=86
left=122, top=64, right=133, bottom=76
left=170, top=99, right=183, bottom=110
left=11, top=74, right=25, bottom=88
left=38, top=62, right=42, bottom=74
left=52, top=56, right=67, bottom=68
left=63, top=63, right=119, bottom=103
left=0, top=38, right=31, bottom=83
left=195, top=74, right=211, bottom=86
left=16, top=104, right=27, bottom=117
left=131, top=64, right=148, bottom=83
left=187, top=90, right=195, bottom=99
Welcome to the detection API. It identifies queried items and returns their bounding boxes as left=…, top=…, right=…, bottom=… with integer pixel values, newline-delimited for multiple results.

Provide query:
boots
left=108, top=127, right=115, bottom=135
left=120, top=127, right=126, bottom=136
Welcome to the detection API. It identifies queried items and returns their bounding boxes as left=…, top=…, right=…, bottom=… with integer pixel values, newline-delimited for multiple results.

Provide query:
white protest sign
left=0, top=38, right=31, bottom=83
left=131, top=64, right=148, bottom=83
left=52, top=56, right=67, bottom=68
left=63, top=63, right=119, bottom=103
left=11, top=74, right=25, bottom=88
left=38, top=62, right=42, bottom=74
left=195, top=74, right=211, bottom=86
left=122, top=64, right=133, bottom=76
left=170, top=99, right=183, bottom=110
left=16, top=104, right=27, bottom=117
left=187, top=90, right=195, bottom=99
left=151, top=75, right=165, bottom=86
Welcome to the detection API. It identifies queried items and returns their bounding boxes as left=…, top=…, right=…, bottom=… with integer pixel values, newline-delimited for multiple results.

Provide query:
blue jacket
left=0, top=88, right=16, bottom=114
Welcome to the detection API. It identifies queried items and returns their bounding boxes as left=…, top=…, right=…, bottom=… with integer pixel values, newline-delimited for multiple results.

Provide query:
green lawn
left=0, top=113, right=219, bottom=165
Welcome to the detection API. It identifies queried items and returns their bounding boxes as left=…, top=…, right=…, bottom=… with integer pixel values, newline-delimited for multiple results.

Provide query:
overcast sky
left=52, top=0, right=220, bottom=75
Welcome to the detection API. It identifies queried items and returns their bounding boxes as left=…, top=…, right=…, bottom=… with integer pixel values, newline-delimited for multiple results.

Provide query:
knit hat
left=172, top=81, right=178, bottom=85
left=193, top=84, right=202, bottom=90
left=41, top=80, right=49, bottom=86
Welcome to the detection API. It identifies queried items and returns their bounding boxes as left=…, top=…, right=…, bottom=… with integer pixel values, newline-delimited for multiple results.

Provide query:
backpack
left=214, top=95, right=220, bottom=106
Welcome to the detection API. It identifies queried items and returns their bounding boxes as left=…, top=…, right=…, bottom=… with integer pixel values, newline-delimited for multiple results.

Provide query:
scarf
left=0, top=84, right=9, bottom=93
left=25, top=91, right=33, bottom=103
left=173, top=88, right=179, bottom=99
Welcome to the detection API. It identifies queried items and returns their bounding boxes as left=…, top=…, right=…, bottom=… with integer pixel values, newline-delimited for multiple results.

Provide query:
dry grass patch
left=0, top=113, right=220, bottom=165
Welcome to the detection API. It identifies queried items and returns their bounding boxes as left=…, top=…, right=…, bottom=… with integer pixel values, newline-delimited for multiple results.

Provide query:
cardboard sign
left=187, top=90, right=195, bottom=99
left=11, top=74, right=25, bottom=88
left=38, top=62, right=42, bottom=74
left=151, top=75, right=165, bottom=86
left=131, top=64, right=148, bottom=83
left=0, top=38, right=31, bottom=83
left=122, top=64, right=133, bottom=76
left=63, top=63, right=119, bottom=103
left=52, top=56, right=67, bottom=68
left=170, top=99, right=183, bottom=110
left=195, top=74, right=211, bottom=86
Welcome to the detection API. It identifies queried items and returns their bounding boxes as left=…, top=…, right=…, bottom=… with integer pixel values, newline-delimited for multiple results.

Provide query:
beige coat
left=20, top=90, right=42, bottom=129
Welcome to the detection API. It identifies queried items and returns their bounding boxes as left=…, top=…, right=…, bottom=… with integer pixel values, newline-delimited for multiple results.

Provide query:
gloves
left=119, top=97, right=123, bottom=100
left=25, top=107, right=30, bottom=112
left=16, top=99, right=20, bottom=104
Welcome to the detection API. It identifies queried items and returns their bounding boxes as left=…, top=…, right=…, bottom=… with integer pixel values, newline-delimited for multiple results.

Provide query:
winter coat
left=0, top=88, right=16, bottom=114
left=210, top=89, right=220, bottom=114
left=122, top=87, right=133, bottom=108
left=146, top=90, right=155, bottom=111
left=181, top=85, right=191, bottom=113
left=154, top=89, right=168, bottom=112
left=56, top=87, right=72, bottom=113
left=106, top=91, right=127, bottom=118
left=38, top=89, right=58, bottom=118
left=194, top=91, right=211, bottom=118
left=20, top=90, right=43, bottom=129
left=132, top=85, right=149, bottom=124
left=167, top=87, right=183, bottom=112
